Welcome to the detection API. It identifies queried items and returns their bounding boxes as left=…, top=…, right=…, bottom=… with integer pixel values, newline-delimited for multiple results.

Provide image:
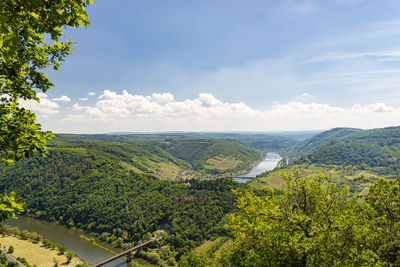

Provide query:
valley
left=2, top=127, right=400, bottom=266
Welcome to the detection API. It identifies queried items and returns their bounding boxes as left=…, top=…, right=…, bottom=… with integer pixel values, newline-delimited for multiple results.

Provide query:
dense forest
left=283, top=127, right=363, bottom=159
left=291, top=127, right=400, bottom=177
left=59, top=132, right=302, bottom=152
left=55, top=135, right=263, bottom=174
left=0, top=141, right=248, bottom=262
left=213, top=174, right=400, bottom=266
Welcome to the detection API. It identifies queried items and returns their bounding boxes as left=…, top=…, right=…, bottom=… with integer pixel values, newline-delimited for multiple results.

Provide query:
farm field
left=204, top=155, right=241, bottom=171
left=0, top=235, right=82, bottom=267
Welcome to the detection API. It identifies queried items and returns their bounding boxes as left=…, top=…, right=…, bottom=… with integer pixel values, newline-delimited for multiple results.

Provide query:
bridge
left=92, top=238, right=156, bottom=267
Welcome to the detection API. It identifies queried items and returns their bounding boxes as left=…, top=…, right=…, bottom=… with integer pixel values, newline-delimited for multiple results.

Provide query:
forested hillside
left=284, top=127, right=363, bottom=159
left=157, top=138, right=263, bottom=174
left=297, top=127, right=400, bottom=177
left=162, top=132, right=300, bottom=151
left=45, top=137, right=190, bottom=179
left=57, top=135, right=263, bottom=174
left=59, top=132, right=299, bottom=153
left=254, top=126, right=400, bottom=192
left=0, top=140, right=246, bottom=261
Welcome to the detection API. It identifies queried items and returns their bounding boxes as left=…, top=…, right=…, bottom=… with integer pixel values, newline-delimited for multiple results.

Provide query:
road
left=0, top=248, right=24, bottom=267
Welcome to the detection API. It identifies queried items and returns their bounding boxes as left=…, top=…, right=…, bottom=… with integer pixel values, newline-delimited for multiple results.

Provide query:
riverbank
left=234, top=155, right=267, bottom=176
left=4, top=216, right=126, bottom=266
left=0, top=235, right=82, bottom=267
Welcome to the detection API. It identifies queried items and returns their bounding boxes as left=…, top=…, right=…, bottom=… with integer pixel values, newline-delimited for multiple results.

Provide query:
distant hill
left=57, top=133, right=186, bottom=144
left=59, top=132, right=300, bottom=152
left=29, top=137, right=190, bottom=180
left=157, top=138, right=263, bottom=174
left=162, top=132, right=299, bottom=151
left=284, top=127, right=363, bottom=159
left=57, top=134, right=264, bottom=174
left=297, top=126, right=400, bottom=177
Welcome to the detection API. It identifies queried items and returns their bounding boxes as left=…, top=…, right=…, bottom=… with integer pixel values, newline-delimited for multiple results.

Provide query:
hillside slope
left=46, top=137, right=190, bottom=179
left=157, top=138, right=263, bottom=174
left=58, top=134, right=263, bottom=174
left=60, top=132, right=300, bottom=151
left=0, top=144, right=243, bottom=259
left=161, top=132, right=299, bottom=151
left=284, top=127, right=363, bottom=159
left=297, top=126, right=400, bottom=177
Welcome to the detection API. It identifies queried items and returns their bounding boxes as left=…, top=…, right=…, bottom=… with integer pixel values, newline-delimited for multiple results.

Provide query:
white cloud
left=72, top=103, right=89, bottom=111
left=79, top=98, right=89, bottom=101
left=59, top=90, right=400, bottom=133
left=88, top=92, right=96, bottom=96
left=20, top=93, right=59, bottom=115
left=150, top=92, right=174, bottom=103
left=302, top=93, right=310, bottom=97
left=52, top=95, right=71, bottom=102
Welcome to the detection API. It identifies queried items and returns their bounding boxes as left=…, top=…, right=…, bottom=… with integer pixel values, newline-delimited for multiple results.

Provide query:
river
left=4, top=216, right=127, bottom=266
left=234, top=152, right=282, bottom=183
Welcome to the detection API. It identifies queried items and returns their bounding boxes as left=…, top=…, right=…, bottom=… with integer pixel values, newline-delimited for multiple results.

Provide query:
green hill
left=284, top=127, right=363, bottom=159
left=157, top=138, right=263, bottom=174
left=297, top=126, right=400, bottom=177
left=45, top=137, right=190, bottom=179
left=59, top=131, right=299, bottom=153
left=0, top=137, right=246, bottom=260
left=253, top=126, right=400, bottom=191
left=57, top=134, right=263, bottom=174
left=160, top=132, right=299, bottom=151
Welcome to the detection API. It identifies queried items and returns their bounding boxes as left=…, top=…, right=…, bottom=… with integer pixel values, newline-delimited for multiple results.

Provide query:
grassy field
left=121, top=160, right=182, bottom=180
left=0, top=235, right=82, bottom=267
left=250, top=164, right=378, bottom=195
left=204, top=155, right=241, bottom=171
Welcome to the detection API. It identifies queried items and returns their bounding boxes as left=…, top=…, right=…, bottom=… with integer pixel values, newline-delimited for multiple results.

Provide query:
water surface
left=4, top=216, right=126, bottom=266
left=234, top=152, right=282, bottom=183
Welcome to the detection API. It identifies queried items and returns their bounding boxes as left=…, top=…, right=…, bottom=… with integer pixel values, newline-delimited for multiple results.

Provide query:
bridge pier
left=92, top=238, right=156, bottom=267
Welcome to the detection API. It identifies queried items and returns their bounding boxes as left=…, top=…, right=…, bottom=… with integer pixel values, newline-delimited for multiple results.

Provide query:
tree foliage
left=222, top=172, right=400, bottom=266
left=0, top=0, right=92, bottom=164
left=0, top=192, right=23, bottom=222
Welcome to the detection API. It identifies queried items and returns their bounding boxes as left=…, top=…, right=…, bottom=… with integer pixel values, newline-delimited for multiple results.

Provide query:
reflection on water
left=234, top=152, right=282, bottom=183
left=4, top=216, right=125, bottom=266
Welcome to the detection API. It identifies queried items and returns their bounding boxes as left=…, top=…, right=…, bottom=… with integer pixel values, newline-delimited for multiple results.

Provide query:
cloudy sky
left=25, top=0, right=400, bottom=133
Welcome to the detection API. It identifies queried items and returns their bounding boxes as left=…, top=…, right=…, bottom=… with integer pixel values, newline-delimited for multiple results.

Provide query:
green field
left=204, top=155, right=241, bottom=171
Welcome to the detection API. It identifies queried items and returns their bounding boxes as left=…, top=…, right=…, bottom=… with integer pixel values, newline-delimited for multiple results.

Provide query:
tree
left=57, top=245, right=67, bottom=255
left=178, top=251, right=210, bottom=267
left=221, top=172, right=380, bottom=266
left=66, top=251, right=75, bottom=264
left=0, top=192, right=23, bottom=222
left=364, top=177, right=400, bottom=265
left=0, top=0, right=93, bottom=164
left=0, top=0, right=93, bottom=222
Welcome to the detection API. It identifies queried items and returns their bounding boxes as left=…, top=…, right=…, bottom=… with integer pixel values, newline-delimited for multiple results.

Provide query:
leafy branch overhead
left=0, top=0, right=93, bottom=164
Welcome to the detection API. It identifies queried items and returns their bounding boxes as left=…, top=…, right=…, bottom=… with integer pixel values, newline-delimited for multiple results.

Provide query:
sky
left=23, top=0, right=400, bottom=133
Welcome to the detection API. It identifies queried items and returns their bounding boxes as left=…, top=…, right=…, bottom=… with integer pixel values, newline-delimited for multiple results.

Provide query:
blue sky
left=25, top=0, right=400, bottom=133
